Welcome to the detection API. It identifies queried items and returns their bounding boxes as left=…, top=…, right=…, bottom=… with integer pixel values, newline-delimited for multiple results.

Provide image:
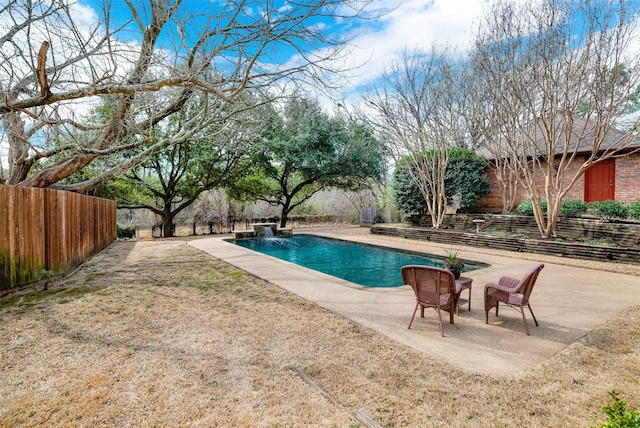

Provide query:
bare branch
left=2, top=0, right=381, bottom=189
left=471, top=0, right=640, bottom=237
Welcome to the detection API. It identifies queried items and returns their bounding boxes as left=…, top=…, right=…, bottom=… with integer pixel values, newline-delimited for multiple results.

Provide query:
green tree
left=101, top=95, right=261, bottom=237
left=229, top=97, right=385, bottom=228
left=393, top=156, right=428, bottom=215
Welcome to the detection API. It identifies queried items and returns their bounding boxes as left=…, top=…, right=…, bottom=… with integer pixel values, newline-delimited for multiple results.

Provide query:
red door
left=584, top=159, right=615, bottom=202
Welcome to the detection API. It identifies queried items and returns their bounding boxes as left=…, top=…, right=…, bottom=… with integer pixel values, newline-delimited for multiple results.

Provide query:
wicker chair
left=484, top=263, right=544, bottom=335
left=402, top=265, right=456, bottom=337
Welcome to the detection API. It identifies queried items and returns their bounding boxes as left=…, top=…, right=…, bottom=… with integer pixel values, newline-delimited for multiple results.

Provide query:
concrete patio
left=189, top=227, right=640, bottom=376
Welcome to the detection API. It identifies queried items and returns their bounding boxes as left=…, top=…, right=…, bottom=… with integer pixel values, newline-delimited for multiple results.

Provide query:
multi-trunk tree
left=471, top=0, right=640, bottom=237
left=393, top=148, right=491, bottom=217
left=365, top=46, right=468, bottom=229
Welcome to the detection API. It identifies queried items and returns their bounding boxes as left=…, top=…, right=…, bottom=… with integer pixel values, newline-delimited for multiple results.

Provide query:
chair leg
left=436, top=308, right=445, bottom=337
left=528, top=303, right=539, bottom=326
left=449, top=302, right=455, bottom=324
left=408, top=302, right=419, bottom=329
left=520, top=308, right=530, bottom=335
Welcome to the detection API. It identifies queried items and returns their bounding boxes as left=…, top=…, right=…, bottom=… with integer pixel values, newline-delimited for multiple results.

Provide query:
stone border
left=371, top=225, right=640, bottom=264
left=407, top=214, right=640, bottom=247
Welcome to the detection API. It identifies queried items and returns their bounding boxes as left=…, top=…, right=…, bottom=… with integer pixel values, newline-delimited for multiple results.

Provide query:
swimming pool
left=227, top=234, right=488, bottom=288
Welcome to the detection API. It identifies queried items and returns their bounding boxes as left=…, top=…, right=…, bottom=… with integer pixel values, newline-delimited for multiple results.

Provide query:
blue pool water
left=227, top=234, right=488, bottom=288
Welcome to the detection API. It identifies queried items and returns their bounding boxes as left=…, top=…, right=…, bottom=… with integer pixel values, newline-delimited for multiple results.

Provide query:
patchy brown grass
left=1, top=238, right=639, bottom=427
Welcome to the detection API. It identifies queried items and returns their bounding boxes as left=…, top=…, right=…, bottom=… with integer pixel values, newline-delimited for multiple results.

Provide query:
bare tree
left=472, top=0, right=640, bottom=237
left=1, top=0, right=378, bottom=191
left=364, top=46, right=464, bottom=228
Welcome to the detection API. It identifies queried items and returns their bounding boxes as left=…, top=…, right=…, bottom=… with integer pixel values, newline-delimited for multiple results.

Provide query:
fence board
left=1, top=185, right=116, bottom=291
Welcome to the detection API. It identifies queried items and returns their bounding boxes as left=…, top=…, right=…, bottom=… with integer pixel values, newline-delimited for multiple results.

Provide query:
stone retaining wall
left=371, top=224, right=640, bottom=265
left=407, top=214, right=640, bottom=247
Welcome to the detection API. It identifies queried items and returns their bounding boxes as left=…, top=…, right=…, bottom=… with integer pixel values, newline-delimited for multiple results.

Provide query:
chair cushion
left=508, top=293, right=524, bottom=305
left=439, top=293, right=452, bottom=305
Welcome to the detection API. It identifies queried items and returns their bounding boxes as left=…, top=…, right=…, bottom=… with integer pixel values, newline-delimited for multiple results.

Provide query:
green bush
left=590, top=200, right=629, bottom=220
left=117, top=225, right=137, bottom=239
left=560, top=199, right=589, bottom=217
left=392, top=148, right=491, bottom=214
left=444, top=148, right=492, bottom=210
left=592, top=390, right=640, bottom=428
left=628, top=200, right=640, bottom=220
left=516, top=200, right=534, bottom=215
left=516, top=199, right=547, bottom=215
left=392, top=159, right=426, bottom=214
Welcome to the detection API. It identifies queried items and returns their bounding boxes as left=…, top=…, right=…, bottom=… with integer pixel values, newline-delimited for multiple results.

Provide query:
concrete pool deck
left=188, top=227, right=640, bottom=376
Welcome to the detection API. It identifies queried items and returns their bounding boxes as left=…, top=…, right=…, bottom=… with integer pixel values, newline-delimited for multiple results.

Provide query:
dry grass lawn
left=1, top=237, right=639, bottom=427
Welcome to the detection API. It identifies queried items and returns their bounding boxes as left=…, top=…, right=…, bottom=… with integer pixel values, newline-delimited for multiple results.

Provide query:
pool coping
left=189, top=228, right=640, bottom=376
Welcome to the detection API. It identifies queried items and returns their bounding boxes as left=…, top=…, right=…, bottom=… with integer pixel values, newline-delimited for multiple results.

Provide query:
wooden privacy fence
left=0, top=185, right=116, bottom=291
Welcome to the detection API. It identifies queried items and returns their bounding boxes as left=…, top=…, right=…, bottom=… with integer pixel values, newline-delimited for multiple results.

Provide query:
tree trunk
left=280, top=212, right=289, bottom=228
left=161, top=205, right=176, bottom=238
left=280, top=201, right=291, bottom=228
left=530, top=196, right=556, bottom=238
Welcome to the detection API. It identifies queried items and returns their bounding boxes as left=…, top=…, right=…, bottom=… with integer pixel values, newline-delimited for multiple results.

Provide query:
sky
left=0, top=0, right=560, bottom=168
left=86, top=0, right=493, bottom=102
left=336, top=0, right=487, bottom=98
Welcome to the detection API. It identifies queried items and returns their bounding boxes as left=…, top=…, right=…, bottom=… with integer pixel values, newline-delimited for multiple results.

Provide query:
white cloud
left=331, top=0, right=545, bottom=105
left=70, top=1, right=100, bottom=28
left=341, top=0, right=484, bottom=95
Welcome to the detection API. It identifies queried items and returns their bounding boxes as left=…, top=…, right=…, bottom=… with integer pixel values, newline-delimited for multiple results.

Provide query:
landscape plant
left=228, top=97, right=385, bottom=228
left=517, top=199, right=547, bottom=216
left=1, top=0, right=382, bottom=191
left=365, top=46, right=463, bottom=229
left=443, top=148, right=492, bottom=211
left=442, top=248, right=465, bottom=275
left=117, top=226, right=137, bottom=239
left=471, top=0, right=640, bottom=238
left=592, top=390, right=640, bottom=428
left=103, top=94, right=262, bottom=237
left=560, top=199, right=589, bottom=217
left=590, top=200, right=630, bottom=220
left=392, top=156, right=429, bottom=215
left=392, top=149, right=491, bottom=216
left=628, top=201, right=640, bottom=220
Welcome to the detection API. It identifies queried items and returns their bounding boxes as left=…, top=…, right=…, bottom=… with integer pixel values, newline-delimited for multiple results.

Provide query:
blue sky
left=74, top=0, right=494, bottom=99
left=0, top=0, right=514, bottom=164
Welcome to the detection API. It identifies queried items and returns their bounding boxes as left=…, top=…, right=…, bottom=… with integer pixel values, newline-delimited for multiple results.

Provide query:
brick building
left=477, top=117, right=640, bottom=213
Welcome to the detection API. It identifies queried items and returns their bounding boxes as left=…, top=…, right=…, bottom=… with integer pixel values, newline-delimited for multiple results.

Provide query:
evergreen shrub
left=117, top=226, right=136, bottom=239
left=560, top=199, right=588, bottom=217
left=392, top=148, right=491, bottom=214
left=590, top=200, right=629, bottom=220
left=516, top=199, right=547, bottom=215
left=628, top=200, right=640, bottom=220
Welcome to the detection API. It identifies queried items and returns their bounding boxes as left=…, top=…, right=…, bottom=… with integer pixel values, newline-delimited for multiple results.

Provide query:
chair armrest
left=484, top=277, right=519, bottom=294
left=497, top=275, right=521, bottom=290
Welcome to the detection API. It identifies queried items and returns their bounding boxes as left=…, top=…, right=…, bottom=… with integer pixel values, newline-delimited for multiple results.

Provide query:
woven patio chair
left=484, top=263, right=544, bottom=335
left=402, top=265, right=456, bottom=337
